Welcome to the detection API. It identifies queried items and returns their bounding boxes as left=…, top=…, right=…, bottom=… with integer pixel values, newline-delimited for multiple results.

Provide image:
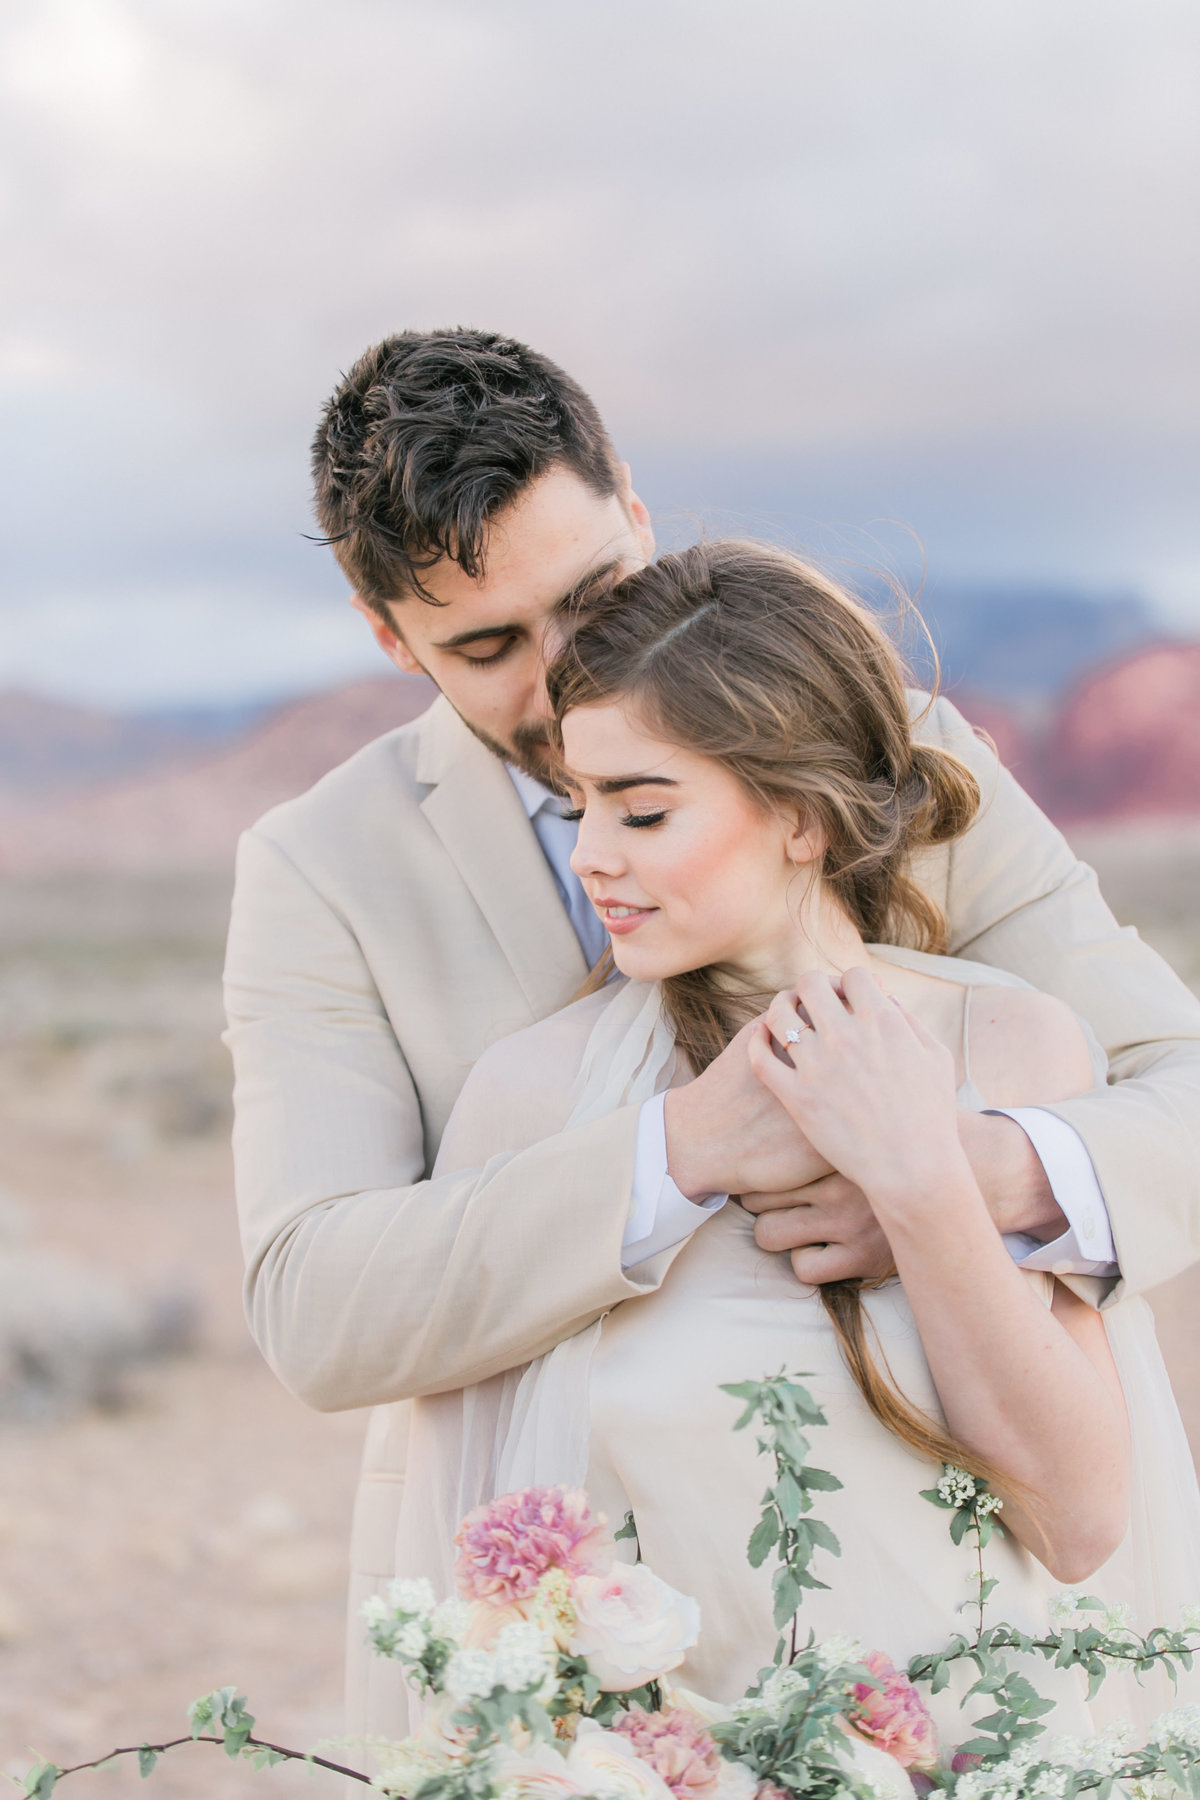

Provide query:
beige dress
left=403, top=951, right=1200, bottom=1749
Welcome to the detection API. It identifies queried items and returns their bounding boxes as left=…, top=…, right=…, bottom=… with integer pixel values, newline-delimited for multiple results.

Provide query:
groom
left=223, top=328, right=1200, bottom=1734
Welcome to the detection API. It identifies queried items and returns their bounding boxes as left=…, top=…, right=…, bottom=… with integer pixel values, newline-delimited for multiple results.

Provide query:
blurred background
left=1, top=1, right=1198, bottom=1793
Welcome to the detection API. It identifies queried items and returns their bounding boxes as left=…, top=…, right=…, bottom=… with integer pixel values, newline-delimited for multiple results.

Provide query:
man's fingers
left=739, top=1186, right=808, bottom=1216
left=789, top=1241, right=896, bottom=1285
left=789, top=1243, right=867, bottom=1285
left=753, top=1204, right=824, bottom=1253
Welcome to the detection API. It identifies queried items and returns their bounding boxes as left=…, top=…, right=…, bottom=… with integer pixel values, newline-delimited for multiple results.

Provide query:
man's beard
left=457, top=713, right=567, bottom=793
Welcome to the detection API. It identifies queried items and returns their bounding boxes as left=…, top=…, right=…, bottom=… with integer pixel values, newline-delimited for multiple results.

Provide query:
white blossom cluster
left=938, top=1467, right=980, bottom=1507
left=1047, top=1590, right=1083, bottom=1626
left=975, top=1493, right=1003, bottom=1519
left=1179, top=1604, right=1200, bottom=1635
left=444, top=1623, right=555, bottom=1705
left=361, top=1576, right=437, bottom=1632
left=1153, top=1705, right=1200, bottom=1754
left=954, top=1722, right=1140, bottom=1800
left=733, top=1666, right=811, bottom=1720
left=815, top=1632, right=866, bottom=1673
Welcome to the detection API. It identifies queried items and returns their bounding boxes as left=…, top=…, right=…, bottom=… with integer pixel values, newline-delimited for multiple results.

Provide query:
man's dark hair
left=311, top=329, right=621, bottom=612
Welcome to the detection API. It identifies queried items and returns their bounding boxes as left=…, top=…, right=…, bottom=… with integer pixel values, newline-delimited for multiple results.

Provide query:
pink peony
left=454, top=1486, right=613, bottom=1607
left=612, top=1706, right=723, bottom=1800
left=849, top=1653, right=938, bottom=1772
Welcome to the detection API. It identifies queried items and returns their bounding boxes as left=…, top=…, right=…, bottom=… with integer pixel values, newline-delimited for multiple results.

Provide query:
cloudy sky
left=2, top=0, right=1198, bottom=707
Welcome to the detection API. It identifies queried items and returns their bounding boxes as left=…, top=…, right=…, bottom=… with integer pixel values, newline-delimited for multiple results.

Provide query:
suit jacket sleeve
left=925, top=694, right=1200, bottom=1301
left=223, top=826, right=661, bottom=1412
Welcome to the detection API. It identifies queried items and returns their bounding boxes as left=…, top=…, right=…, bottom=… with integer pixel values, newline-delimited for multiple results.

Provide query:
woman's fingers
left=793, top=970, right=849, bottom=1033
left=840, top=963, right=890, bottom=1014
left=763, top=991, right=815, bottom=1062
left=748, top=1021, right=804, bottom=1102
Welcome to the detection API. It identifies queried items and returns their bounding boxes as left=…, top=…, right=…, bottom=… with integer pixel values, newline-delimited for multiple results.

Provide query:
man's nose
left=531, top=621, right=565, bottom=721
left=529, top=661, right=554, bottom=724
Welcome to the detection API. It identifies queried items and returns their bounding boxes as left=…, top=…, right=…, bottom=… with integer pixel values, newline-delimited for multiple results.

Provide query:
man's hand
left=742, top=1173, right=894, bottom=1285
left=742, top=1109, right=1069, bottom=1282
left=663, top=1020, right=830, bottom=1200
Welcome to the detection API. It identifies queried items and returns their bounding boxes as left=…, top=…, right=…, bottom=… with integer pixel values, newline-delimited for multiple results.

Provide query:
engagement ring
left=784, top=1026, right=807, bottom=1044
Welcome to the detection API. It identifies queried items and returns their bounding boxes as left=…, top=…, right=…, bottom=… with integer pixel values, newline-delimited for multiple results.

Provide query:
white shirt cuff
left=987, top=1107, right=1119, bottom=1277
left=621, top=1092, right=726, bottom=1268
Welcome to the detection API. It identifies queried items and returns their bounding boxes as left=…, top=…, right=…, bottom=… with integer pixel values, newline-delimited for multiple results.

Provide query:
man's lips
left=591, top=897, right=657, bottom=936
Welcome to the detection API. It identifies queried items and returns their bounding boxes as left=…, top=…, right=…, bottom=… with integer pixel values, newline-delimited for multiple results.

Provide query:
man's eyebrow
left=430, top=622, right=525, bottom=651
left=431, top=556, right=627, bottom=652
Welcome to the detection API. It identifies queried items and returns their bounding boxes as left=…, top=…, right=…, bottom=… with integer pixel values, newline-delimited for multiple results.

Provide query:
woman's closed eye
left=561, top=806, right=667, bottom=828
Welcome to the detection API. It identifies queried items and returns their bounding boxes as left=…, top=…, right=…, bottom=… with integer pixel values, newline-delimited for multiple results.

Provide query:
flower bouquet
left=19, top=1374, right=1200, bottom=1800
left=351, top=1374, right=1200, bottom=1800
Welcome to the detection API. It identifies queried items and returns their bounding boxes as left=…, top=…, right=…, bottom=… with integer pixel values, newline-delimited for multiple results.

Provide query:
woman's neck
left=725, top=881, right=873, bottom=997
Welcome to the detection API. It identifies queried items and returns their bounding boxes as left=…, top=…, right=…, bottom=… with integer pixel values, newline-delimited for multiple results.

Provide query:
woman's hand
left=746, top=966, right=974, bottom=1219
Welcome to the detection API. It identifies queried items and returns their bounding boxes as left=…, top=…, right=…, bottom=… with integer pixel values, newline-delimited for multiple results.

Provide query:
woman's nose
left=569, top=811, right=623, bottom=881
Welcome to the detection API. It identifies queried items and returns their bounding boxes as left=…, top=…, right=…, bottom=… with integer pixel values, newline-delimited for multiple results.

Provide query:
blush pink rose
left=570, top=1565, right=701, bottom=1691
left=454, top=1486, right=613, bottom=1607
left=566, top=1720, right=679, bottom=1800
left=611, top=1705, right=723, bottom=1800
left=849, top=1653, right=938, bottom=1772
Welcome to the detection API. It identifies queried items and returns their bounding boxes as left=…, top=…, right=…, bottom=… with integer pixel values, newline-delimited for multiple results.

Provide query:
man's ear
left=349, top=593, right=425, bottom=676
left=618, top=462, right=656, bottom=561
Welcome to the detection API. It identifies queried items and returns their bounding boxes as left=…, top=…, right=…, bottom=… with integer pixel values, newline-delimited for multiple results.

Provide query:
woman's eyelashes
left=560, top=805, right=667, bottom=829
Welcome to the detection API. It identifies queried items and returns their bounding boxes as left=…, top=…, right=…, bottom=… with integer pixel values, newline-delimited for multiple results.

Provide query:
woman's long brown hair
left=550, top=540, right=1009, bottom=1489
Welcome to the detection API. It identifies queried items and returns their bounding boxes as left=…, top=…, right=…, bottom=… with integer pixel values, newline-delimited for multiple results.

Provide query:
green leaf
left=614, top=1511, right=638, bottom=1543
left=248, top=1750, right=285, bottom=1770
left=807, top=1518, right=841, bottom=1557
left=187, top=1697, right=212, bottom=1738
left=137, top=1747, right=158, bottom=1779
left=772, top=1568, right=803, bottom=1629
left=950, top=1508, right=971, bottom=1546
left=800, top=1467, right=843, bottom=1492
left=23, top=1764, right=58, bottom=1800
left=747, top=1511, right=781, bottom=1568
left=776, top=1470, right=803, bottom=1525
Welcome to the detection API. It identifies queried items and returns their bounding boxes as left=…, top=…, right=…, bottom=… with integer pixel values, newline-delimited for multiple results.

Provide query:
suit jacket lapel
left=416, top=699, right=589, bottom=1017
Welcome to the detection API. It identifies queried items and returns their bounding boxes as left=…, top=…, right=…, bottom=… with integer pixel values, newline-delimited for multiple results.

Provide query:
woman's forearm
left=870, top=1156, right=1129, bottom=1581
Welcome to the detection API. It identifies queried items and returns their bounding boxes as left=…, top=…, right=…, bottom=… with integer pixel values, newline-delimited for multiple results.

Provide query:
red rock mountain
left=1037, top=643, right=1200, bottom=822
left=0, top=674, right=436, bottom=873
left=1, top=643, right=1197, bottom=873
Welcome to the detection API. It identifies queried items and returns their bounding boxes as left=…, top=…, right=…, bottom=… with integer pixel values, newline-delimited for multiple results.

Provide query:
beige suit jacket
left=222, top=692, right=1200, bottom=1738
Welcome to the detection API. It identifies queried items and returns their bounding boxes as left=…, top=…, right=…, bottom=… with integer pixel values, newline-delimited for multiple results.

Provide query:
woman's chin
left=609, top=941, right=703, bottom=983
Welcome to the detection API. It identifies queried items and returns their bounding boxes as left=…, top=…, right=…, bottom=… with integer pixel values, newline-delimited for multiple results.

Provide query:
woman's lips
left=592, top=899, right=657, bottom=936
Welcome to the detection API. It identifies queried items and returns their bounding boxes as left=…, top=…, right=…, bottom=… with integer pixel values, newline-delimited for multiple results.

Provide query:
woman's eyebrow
left=575, top=775, right=679, bottom=795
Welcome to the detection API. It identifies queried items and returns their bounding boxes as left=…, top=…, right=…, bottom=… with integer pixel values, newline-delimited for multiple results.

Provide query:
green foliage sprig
left=14, top=1689, right=371, bottom=1798
left=722, top=1371, right=843, bottom=1657
left=712, top=1650, right=883, bottom=1800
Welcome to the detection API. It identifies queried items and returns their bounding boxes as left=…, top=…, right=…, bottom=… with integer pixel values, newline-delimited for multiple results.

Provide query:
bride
left=396, top=540, right=1200, bottom=1745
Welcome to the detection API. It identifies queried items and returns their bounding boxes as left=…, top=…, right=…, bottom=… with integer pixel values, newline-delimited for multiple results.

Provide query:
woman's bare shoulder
left=966, top=984, right=1098, bottom=1107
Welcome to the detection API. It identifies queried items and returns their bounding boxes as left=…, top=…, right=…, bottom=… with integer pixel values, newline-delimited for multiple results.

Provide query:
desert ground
left=0, top=826, right=1197, bottom=1798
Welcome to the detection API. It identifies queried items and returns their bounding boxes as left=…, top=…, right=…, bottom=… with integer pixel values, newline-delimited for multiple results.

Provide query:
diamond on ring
left=784, top=1027, right=804, bottom=1044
